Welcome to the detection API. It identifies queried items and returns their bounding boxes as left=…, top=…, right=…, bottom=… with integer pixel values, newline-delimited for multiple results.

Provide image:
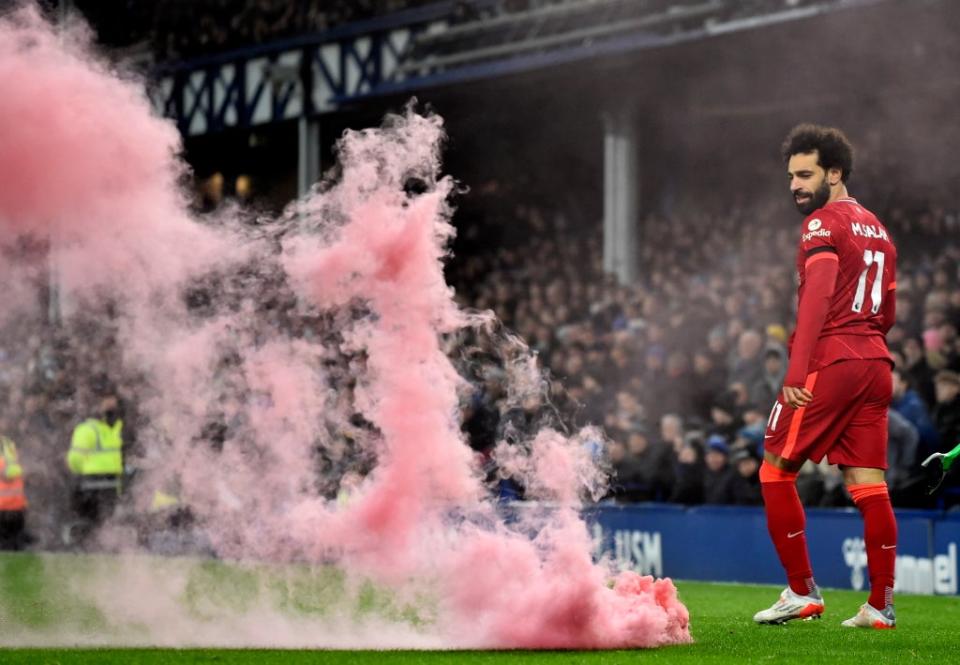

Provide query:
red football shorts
left=763, top=358, right=892, bottom=468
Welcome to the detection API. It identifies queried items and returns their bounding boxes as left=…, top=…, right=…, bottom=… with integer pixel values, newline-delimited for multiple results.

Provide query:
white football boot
left=841, top=603, right=896, bottom=629
left=753, top=586, right=825, bottom=625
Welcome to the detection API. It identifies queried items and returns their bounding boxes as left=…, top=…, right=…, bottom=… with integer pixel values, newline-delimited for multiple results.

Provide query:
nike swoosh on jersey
left=787, top=531, right=804, bottom=538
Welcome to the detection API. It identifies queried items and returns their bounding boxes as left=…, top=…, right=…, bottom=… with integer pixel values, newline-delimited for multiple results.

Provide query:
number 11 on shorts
left=768, top=401, right=783, bottom=431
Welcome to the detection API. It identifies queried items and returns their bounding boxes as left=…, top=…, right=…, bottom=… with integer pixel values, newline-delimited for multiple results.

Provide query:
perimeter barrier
left=587, top=503, right=960, bottom=596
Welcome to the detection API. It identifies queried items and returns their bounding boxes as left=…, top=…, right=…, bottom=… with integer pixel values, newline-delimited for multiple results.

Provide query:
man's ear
left=827, top=167, right=843, bottom=186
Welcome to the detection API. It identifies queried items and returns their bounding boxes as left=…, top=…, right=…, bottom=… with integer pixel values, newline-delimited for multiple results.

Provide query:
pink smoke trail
left=282, top=110, right=690, bottom=647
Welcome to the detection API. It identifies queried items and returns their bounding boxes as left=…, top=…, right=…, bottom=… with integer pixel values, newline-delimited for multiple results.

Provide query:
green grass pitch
left=2, top=552, right=958, bottom=664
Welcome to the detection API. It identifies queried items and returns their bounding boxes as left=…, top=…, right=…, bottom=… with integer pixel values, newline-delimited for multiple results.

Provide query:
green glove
left=921, top=442, right=960, bottom=494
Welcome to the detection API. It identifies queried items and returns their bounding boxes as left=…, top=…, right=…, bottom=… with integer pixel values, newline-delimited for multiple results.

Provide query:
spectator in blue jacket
left=891, top=367, right=940, bottom=457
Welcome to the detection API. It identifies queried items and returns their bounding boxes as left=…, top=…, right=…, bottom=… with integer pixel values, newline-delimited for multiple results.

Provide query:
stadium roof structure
left=151, top=0, right=892, bottom=136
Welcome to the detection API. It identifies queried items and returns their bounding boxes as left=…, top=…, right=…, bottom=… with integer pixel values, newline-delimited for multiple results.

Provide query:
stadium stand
left=66, top=0, right=849, bottom=67
left=68, top=0, right=439, bottom=61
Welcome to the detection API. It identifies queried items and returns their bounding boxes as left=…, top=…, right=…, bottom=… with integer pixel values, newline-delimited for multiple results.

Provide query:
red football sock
left=760, top=462, right=815, bottom=596
left=849, top=483, right=897, bottom=610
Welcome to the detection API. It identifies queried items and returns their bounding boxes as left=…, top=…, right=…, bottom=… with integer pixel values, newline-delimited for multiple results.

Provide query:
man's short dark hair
left=935, top=370, right=960, bottom=387
left=781, top=123, right=854, bottom=183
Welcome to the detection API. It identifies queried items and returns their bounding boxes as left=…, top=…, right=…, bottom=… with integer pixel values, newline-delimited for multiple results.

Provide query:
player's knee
left=759, top=459, right=799, bottom=483
left=762, top=452, right=803, bottom=473
left=841, top=466, right=885, bottom=486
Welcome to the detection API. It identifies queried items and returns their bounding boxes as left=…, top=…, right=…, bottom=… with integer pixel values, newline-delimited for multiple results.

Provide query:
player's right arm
left=782, top=213, right=841, bottom=408
left=783, top=255, right=838, bottom=407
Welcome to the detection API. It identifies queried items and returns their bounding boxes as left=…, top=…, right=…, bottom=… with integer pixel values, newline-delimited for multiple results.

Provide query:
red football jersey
left=790, top=196, right=897, bottom=372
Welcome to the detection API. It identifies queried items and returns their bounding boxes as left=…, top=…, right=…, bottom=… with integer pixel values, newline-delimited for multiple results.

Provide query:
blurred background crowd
left=445, top=183, right=960, bottom=508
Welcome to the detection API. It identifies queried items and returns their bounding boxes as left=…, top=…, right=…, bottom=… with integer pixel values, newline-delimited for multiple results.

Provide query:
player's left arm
left=880, top=247, right=897, bottom=333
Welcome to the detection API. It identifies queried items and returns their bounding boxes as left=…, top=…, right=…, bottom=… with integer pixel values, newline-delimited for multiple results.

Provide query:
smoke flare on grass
left=0, top=3, right=689, bottom=649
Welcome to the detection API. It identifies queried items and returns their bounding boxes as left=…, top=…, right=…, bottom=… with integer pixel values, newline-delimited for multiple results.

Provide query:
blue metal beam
left=151, top=0, right=893, bottom=136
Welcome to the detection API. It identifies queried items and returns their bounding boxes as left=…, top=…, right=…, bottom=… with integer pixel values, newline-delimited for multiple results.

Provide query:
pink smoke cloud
left=0, top=3, right=690, bottom=650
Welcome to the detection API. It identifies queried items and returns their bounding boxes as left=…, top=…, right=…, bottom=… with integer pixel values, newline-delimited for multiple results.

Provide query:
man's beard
left=793, top=179, right=831, bottom=215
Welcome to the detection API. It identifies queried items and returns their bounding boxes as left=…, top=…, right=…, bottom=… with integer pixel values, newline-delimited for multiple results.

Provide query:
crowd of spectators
left=446, top=184, right=960, bottom=509
left=70, top=0, right=439, bottom=62
left=4, top=181, right=959, bottom=553
left=151, top=0, right=437, bottom=61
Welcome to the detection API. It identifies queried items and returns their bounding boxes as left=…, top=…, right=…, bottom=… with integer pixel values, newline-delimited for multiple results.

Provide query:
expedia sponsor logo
left=807, top=218, right=822, bottom=231
left=802, top=228, right=832, bottom=243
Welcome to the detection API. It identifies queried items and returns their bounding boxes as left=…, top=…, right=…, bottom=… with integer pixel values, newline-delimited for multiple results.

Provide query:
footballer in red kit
left=753, top=124, right=899, bottom=630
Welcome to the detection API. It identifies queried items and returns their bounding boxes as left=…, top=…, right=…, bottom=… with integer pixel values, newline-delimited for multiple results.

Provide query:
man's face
left=616, top=391, right=639, bottom=414
left=737, top=456, right=759, bottom=478
left=660, top=415, right=681, bottom=441
left=607, top=440, right=626, bottom=464
left=764, top=355, right=782, bottom=375
left=737, top=331, right=762, bottom=359
left=707, top=333, right=726, bottom=353
left=694, top=353, right=712, bottom=374
left=100, top=397, right=119, bottom=425
left=705, top=450, right=727, bottom=472
left=787, top=152, right=831, bottom=215
left=627, top=433, right=649, bottom=455
left=935, top=380, right=959, bottom=405
left=711, top=406, right=732, bottom=425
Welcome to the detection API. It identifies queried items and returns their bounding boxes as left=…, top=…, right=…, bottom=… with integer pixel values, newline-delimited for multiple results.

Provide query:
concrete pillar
left=297, top=116, right=321, bottom=197
left=48, top=0, right=74, bottom=325
left=602, top=106, right=639, bottom=284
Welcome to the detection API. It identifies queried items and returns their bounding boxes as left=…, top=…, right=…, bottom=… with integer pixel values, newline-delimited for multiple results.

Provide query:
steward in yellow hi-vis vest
left=0, top=429, right=27, bottom=550
left=66, top=395, right=125, bottom=527
left=67, top=417, right=124, bottom=480
left=0, top=435, right=25, bottom=511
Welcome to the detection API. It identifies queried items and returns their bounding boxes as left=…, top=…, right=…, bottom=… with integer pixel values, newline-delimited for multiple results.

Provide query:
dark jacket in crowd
left=887, top=408, right=921, bottom=493
left=669, top=461, right=704, bottom=504
left=887, top=408, right=929, bottom=506
left=893, top=388, right=941, bottom=456
left=933, top=395, right=960, bottom=452
left=727, top=451, right=762, bottom=506
left=703, top=466, right=734, bottom=504
left=728, top=472, right=762, bottom=505
left=614, top=442, right=674, bottom=502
